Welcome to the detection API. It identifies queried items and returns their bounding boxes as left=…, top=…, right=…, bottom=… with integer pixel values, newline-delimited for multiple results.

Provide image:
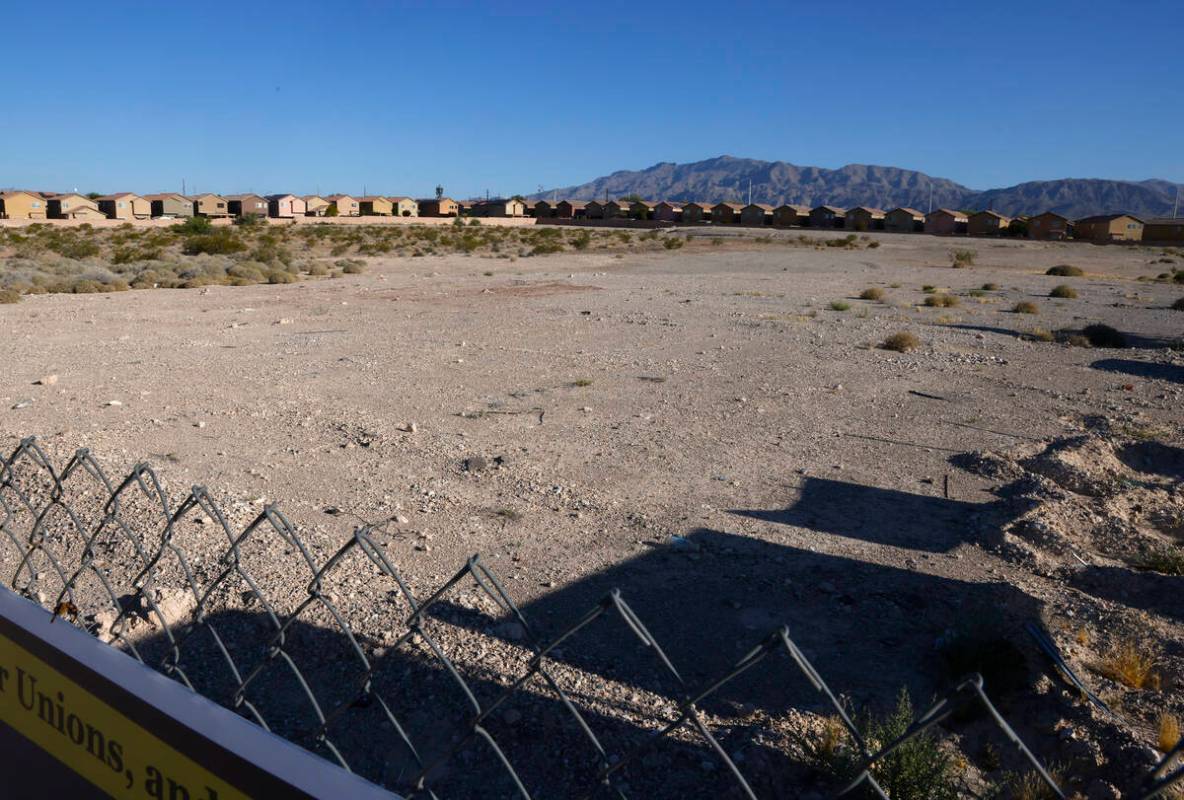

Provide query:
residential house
left=144, top=193, right=194, bottom=218
left=326, top=194, right=360, bottom=217
left=740, top=203, right=774, bottom=226
left=226, top=194, right=268, bottom=218
left=967, top=210, right=1011, bottom=237
left=192, top=193, right=230, bottom=218
left=418, top=197, right=459, bottom=217
left=884, top=207, right=925, bottom=233
left=772, top=204, right=809, bottom=227
left=924, top=208, right=968, bottom=236
left=45, top=193, right=104, bottom=220
left=96, top=193, right=150, bottom=220
left=1142, top=218, right=1184, bottom=244
left=711, top=202, right=745, bottom=225
left=0, top=191, right=47, bottom=219
left=1073, top=214, right=1143, bottom=243
left=1027, top=211, right=1071, bottom=240
left=303, top=195, right=330, bottom=217
left=809, top=205, right=846, bottom=229
left=627, top=200, right=654, bottom=220
left=846, top=206, right=885, bottom=231
left=359, top=196, right=395, bottom=216
left=603, top=199, right=632, bottom=219
left=267, top=194, right=307, bottom=218
left=390, top=197, right=419, bottom=217
left=556, top=200, right=587, bottom=219
left=653, top=201, right=683, bottom=222
left=681, top=202, right=711, bottom=224
left=531, top=200, right=555, bottom=218
left=584, top=200, right=606, bottom=220
left=471, top=198, right=527, bottom=217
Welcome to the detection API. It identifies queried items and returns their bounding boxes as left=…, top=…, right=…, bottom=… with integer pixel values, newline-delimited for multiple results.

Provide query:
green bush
left=662, top=236, right=684, bottom=250
left=182, top=231, right=245, bottom=256
left=1049, top=284, right=1077, bottom=299
left=173, top=216, right=213, bottom=235
left=1011, top=301, right=1039, bottom=314
left=829, top=301, right=851, bottom=311
left=529, top=242, right=564, bottom=256
left=924, top=294, right=959, bottom=308
left=49, top=237, right=100, bottom=259
left=571, top=232, right=592, bottom=250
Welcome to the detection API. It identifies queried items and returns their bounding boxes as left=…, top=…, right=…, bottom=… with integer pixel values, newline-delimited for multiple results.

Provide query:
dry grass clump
left=924, top=294, right=959, bottom=308
left=1026, top=328, right=1055, bottom=342
left=1094, top=639, right=1160, bottom=690
left=0, top=288, right=20, bottom=304
left=829, top=301, right=851, bottom=311
left=1046, top=264, right=1084, bottom=277
left=1133, top=546, right=1184, bottom=575
left=1012, top=301, right=1039, bottom=314
left=1049, top=284, right=1077, bottom=299
left=950, top=248, right=976, bottom=267
left=859, top=287, right=884, bottom=301
left=1159, top=713, right=1181, bottom=753
left=1082, top=323, right=1126, bottom=348
left=881, top=331, right=920, bottom=352
left=981, top=282, right=1000, bottom=290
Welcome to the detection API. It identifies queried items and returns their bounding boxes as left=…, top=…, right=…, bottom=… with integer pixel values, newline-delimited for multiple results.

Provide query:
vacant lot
left=2, top=228, right=1182, bottom=797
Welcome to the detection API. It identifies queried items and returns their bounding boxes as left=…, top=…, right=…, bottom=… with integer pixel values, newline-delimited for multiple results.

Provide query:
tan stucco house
left=191, top=193, right=230, bottom=217
left=389, top=197, right=418, bottom=217
left=711, top=202, right=745, bottom=224
left=809, top=205, right=846, bottom=229
left=326, top=194, right=360, bottom=216
left=924, top=208, right=968, bottom=235
left=266, top=194, right=307, bottom=218
left=46, top=193, right=104, bottom=220
left=97, top=193, right=150, bottom=220
left=144, top=193, right=193, bottom=218
left=653, top=201, right=683, bottom=222
left=884, top=207, right=924, bottom=233
left=226, top=194, right=268, bottom=218
left=303, top=195, right=330, bottom=216
left=772, top=204, right=809, bottom=227
left=471, top=198, right=526, bottom=217
left=740, top=203, right=774, bottom=226
left=556, top=200, right=586, bottom=219
left=681, top=202, right=711, bottom=224
left=417, top=197, right=458, bottom=217
left=1073, top=214, right=1142, bottom=243
left=0, top=191, right=48, bottom=219
left=1027, top=211, right=1071, bottom=240
left=359, top=196, right=394, bottom=216
left=1142, top=218, right=1184, bottom=244
left=846, top=206, right=885, bottom=231
left=967, top=210, right=1011, bottom=236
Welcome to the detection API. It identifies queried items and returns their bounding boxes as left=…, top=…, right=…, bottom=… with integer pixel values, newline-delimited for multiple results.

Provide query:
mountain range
left=532, top=156, right=1182, bottom=219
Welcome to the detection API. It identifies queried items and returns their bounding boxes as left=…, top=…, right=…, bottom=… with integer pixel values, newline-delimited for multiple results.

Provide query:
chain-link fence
left=1, top=436, right=1180, bottom=799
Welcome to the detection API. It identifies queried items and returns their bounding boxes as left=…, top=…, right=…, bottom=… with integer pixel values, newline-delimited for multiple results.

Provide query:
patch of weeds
left=881, top=332, right=920, bottom=352
left=922, top=285, right=936, bottom=294
left=173, top=216, right=213, bottom=235
left=1082, top=323, right=1126, bottom=348
left=1011, top=301, right=1039, bottom=314
left=993, top=767, right=1066, bottom=800
left=1046, top=264, right=1084, bottom=277
left=981, top=282, right=999, bottom=291
left=888, top=282, right=902, bottom=288
left=572, top=378, right=593, bottom=387
left=494, top=508, right=522, bottom=522
left=859, top=287, right=884, bottom=301
left=710, top=237, right=723, bottom=246
left=924, top=294, right=959, bottom=308
left=530, top=242, right=565, bottom=256
left=483, top=271, right=494, bottom=277
left=950, top=248, right=976, bottom=267
left=829, top=301, right=851, bottom=311
left=1049, top=284, right=1077, bottom=299
left=662, top=237, right=684, bottom=250
left=335, top=258, right=366, bottom=274
left=965, top=288, right=986, bottom=297
left=0, top=288, right=21, bottom=304
left=1026, top=328, right=1055, bottom=342
left=1159, top=713, right=1181, bottom=754
left=1132, top=546, right=1184, bottom=575
left=182, top=230, right=245, bottom=256
left=1093, top=639, right=1160, bottom=690
left=867, top=240, right=880, bottom=249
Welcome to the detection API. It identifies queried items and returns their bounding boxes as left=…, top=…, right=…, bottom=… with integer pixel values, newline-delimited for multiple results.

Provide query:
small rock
left=11, top=400, right=33, bottom=410
left=195, top=421, right=206, bottom=429
left=106, top=400, right=122, bottom=407
left=463, top=456, right=488, bottom=473
left=275, top=318, right=294, bottom=325
left=401, top=422, right=418, bottom=433
left=394, top=515, right=410, bottom=525
left=35, top=375, right=58, bottom=386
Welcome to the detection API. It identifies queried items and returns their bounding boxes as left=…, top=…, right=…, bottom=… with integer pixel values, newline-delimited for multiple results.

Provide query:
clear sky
left=2, top=1, right=1180, bottom=197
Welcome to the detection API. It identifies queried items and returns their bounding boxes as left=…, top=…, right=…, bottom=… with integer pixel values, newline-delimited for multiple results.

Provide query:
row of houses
left=0, top=190, right=526, bottom=221
left=528, top=199, right=1182, bottom=243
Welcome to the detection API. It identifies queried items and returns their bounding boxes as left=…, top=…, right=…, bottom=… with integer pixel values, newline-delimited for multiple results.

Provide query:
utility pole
left=182, top=178, right=186, bottom=196
left=748, top=180, right=752, bottom=206
left=928, top=184, right=934, bottom=214
left=1174, top=185, right=1180, bottom=218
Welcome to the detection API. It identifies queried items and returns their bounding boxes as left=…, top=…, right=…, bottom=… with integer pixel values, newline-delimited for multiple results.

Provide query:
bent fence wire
left=0, top=436, right=1180, bottom=799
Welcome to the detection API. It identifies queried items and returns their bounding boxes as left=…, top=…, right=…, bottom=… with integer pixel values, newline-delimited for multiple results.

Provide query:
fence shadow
left=1090, top=358, right=1184, bottom=384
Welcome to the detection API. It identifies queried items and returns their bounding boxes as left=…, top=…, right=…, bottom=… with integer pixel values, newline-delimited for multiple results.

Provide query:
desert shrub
left=1049, top=284, right=1077, bottom=298
left=1172, top=297, right=1184, bottom=311
left=981, top=282, right=999, bottom=290
left=859, top=287, right=884, bottom=301
left=1094, top=639, right=1159, bottom=690
left=1027, top=328, right=1055, bottom=342
left=662, top=237, right=684, bottom=250
left=571, top=231, right=592, bottom=250
left=530, top=242, right=564, bottom=256
left=334, top=258, right=365, bottom=274
left=1159, top=713, right=1181, bottom=754
left=307, top=263, right=329, bottom=276
left=266, top=270, right=299, bottom=284
left=1011, top=301, right=1039, bottom=314
left=924, top=294, right=959, bottom=308
left=1046, top=264, right=1083, bottom=277
left=48, top=237, right=100, bottom=259
left=1132, top=546, right=1184, bottom=575
left=174, top=216, right=213, bottom=235
left=951, top=249, right=976, bottom=267
left=182, top=231, right=244, bottom=256
left=829, top=301, right=851, bottom=311
left=227, top=262, right=268, bottom=284
left=0, top=288, right=21, bottom=304
left=234, top=213, right=261, bottom=227
left=922, top=285, right=936, bottom=293
left=881, top=332, right=920, bottom=352
left=1082, top=323, right=1126, bottom=348
left=867, top=240, right=880, bottom=249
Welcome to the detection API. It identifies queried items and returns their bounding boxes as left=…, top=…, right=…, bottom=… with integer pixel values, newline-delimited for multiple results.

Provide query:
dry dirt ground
left=2, top=227, right=1182, bottom=798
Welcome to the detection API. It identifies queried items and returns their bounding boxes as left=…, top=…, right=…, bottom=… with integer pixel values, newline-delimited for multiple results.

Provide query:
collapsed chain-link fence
left=1, top=436, right=1180, bottom=799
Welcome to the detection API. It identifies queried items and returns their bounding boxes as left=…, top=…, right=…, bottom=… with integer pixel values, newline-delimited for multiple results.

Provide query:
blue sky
left=2, top=1, right=1180, bottom=197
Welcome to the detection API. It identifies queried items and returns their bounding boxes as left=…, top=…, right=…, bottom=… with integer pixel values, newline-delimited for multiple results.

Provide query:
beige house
left=471, top=198, right=526, bottom=217
left=884, top=207, right=924, bottom=233
left=144, top=193, right=193, bottom=218
left=97, top=193, right=150, bottom=220
left=846, top=206, right=885, bottom=231
left=266, top=194, right=307, bottom=218
left=360, top=196, right=395, bottom=216
left=603, top=199, right=632, bottom=219
left=711, top=202, right=745, bottom=224
left=303, top=195, right=331, bottom=216
left=740, top=203, right=774, bottom=226
left=1027, top=211, right=1071, bottom=240
left=627, top=200, right=655, bottom=220
left=556, top=200, right=586, bottom=219
left=226, top=194, right=268, bottom=218
left=418, top=197, right=459, bottom=217
left=809, top=205, right=846, bottom=229
left=924, top=208, right=968, bottom=235
left=326, top=194, right=360, bottom=216
left=1142, top=218, right=1184, bottom=244
left=967, top=210, right=1011, bottom=236
left=681, top=202, right=711, bottom=224
left=584, top=200, right=606, bottom=219
left=46, top=193, right=104, bottom=220
left=192, top=193, right=230, bottom=217
left=1073, top=214, right=1142, bottom=243
left=653, top=201, right=682, bottom=222
left=772, top=204, right=809, bottom=227
left=390, top=197, right=418, bottom=217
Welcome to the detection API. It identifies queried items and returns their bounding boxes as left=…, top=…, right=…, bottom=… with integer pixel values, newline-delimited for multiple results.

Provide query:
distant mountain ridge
left=532, top=156, right=1181, bottom=219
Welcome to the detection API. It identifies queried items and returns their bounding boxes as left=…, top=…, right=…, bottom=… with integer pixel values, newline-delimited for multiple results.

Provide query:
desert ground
left=2, top=226, right=1182, bottom=798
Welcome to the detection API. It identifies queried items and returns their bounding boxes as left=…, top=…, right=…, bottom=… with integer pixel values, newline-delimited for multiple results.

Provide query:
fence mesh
left=1, top=436, right=1180, bottom=799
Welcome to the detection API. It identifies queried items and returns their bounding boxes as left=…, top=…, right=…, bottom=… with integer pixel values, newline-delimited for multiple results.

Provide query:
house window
left=32, top=201, right=41, bottom=208
left=118, top=202, right=125, bottom=208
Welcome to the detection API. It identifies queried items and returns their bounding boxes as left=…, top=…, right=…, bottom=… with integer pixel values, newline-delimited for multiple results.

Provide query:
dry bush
left=924, top=294, right=959, bottom=308
left=881, top=332, right=920, bottom=352
left=981, top=282, right=1000, bottom=290
left=1095, top=640, right=1160, bottom=690
left=1049, top=284, right=1077, bottom=299
left=1012, top=301, right=1039, bottom=314
left=1082, top=323, right=1126, bottom=348
left=1046, top=264, right=1084, bottom=277
left=1027, top=328, right=1055, bottom=342
left=1172, top=297, right=1184, bottom=311
left=0, top=288, right=20, bottom=304
left=829, top=301, right=851, bottom=311
left=1159, top=713, right=1181, bottom=753
left=860, top=287, right=885, bottom=301
left=951, top=248, right=976, bottom=267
